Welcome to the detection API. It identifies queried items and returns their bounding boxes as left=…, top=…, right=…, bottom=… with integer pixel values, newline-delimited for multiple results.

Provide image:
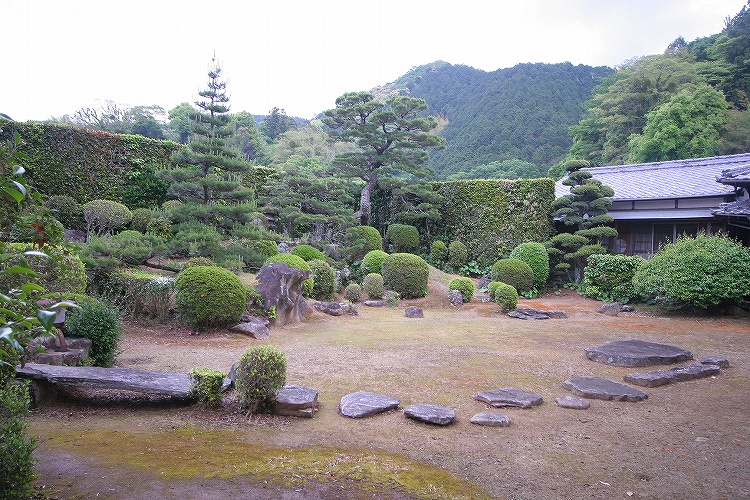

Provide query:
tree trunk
left=359, top=174, right=378, bottom=226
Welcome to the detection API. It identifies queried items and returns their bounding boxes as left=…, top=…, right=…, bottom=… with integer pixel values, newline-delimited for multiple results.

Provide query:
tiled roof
left=555, top=153, right=750, bottom=201
left=712, top=198, right=750, bottom=217
left=609, top=208, right=716, bottom=220
left=716, top=161, right=750, bottom=184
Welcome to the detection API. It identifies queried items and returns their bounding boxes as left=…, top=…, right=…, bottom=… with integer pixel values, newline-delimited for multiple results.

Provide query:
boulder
left=276, top=241, right=291, bottom=253
left=404, top=306, right=424, bottom=318
left=313, top=301, right=358, bottom=316
left=254, top=262, right=312, bottom=327
left=229, top=322, right=270, bottom=339
left=477, top=273, right=492, bottom=290
left=273, top=385, right=319, bottom=418
left=596, top=302, right=625, bottom=316
left=403, top=404, right=456, bottom=426
left=470, top=412, right=511, bottom=427
left=339, top=391, right=400, bottom=418
left=623, top=363, right=720, bottom=387
left=554, top=396, right=590, bottom=410
left=475, top=388, right=543, bottom=408
left=507, top=308, right=556, bottom=320
left=584, top=339, right=693, bottom=367
left=563, top=376, right=648, bottom=402
left=448, top=290, right=464, bottom=307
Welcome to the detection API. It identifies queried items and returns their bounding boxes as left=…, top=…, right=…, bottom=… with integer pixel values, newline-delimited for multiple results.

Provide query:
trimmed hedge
left=386, top=224, right=420, bottom=253
left=447, top=240, right=468, bottom=269
left=344, top=283, right=363, bottom=302
left=174, top=265, right=247, bottom=331
left=492, top=282, right=518, bottom=312
left=235, top=345, right=286, bottom=413
left=448, top=277, right=474, bottom=303
left=361, top=250, right=389, bottom=276
left=309, top=259, right=335, bottom=300
left=509, top=242, right=550, bottom=290
left=291, top=244, right=325, bottom=262
left=491, top=258, right=534, bottom=294
left=381, top=253, right=429, bottom=299
left=583, top=253, right=644, bottom=303
left=65, top=296, right=122, bottom=367
left=430, top=240, right=448, bottom=264
left=345, top=225, right=383, bottom=262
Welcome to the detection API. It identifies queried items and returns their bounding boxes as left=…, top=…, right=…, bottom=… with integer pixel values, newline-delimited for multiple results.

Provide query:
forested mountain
left=372, top=61, right=614, bottom=179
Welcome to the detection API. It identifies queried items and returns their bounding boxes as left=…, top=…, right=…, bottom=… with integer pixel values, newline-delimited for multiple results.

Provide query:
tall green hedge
left=435, top=179, right=555, bottom=267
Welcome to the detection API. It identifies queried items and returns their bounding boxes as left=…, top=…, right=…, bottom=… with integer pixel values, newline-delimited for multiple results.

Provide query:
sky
left=4, top=0, right=748, bottom=123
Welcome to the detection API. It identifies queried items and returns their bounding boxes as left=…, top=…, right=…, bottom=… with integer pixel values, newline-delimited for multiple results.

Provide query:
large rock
left=339, top=391, right=400, bottom=418
left=403, top=404, right=456, bottom=425
left=584, top=339, right=693, bottom=367
left=596, top=302, right=634, bottom=316
left=404, top=306, right=424, bottom=318
left=448, top=290, right=464, bottom=307
left=230, top=316, right=270, bottom=339
left=475, top=388, right=543, bottom=408
left=563, top=376, right=648, bottom=402
left=273, top=385, right=319, bottom=418
left=313, top=301, right=358, bottom=316
left=254, top=262, right=312, bottom=327
left=470, top=412, right=511, bottom=427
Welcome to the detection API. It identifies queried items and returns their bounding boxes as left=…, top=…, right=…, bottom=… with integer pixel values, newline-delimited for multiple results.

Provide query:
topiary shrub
left=492, top=282, right=518, bottom=312
left=381, top=253, right=429, bottom=299
left=83, top=199, right=133, bottom=238
left=386, top=224, right=420, bottom=253
left=65, top=296, right=122, bottom=367
left=487, top=281, right=502, bottom=298
left=491, top=258, right=534, bottom=295
left=632, top=233, right=750, bottom=311
left=174, top=266, right=248, bottom=331
left=447, top=240, right=468, bottom=270
left=509, top=242, right=550, bottom=291
left=0, top=380, right=37, bottom=499
left=183, top=257, right=215, bottom=268
left=129, top=208, right=152, bottom=233
left=448, top=277, right=475, bottom=303
left=264, top=253, right=314, bottom=297
left=235, top=345, right=287, bottom=413
left=430, top=240, right=448, bottom=265
left=362, top=273, right=385, bottom=299
left=583, top=253, right=644, bottom=303
left=344, top=225, right=383, bottom=263
left=309, top=259, right=335, bottom=300
left=344, top=283, right=363, bottom=302
left=291, top=244, right=325, bottom=262
left=189, top=368, right=225, bottom=407
left=361, top=250, right=389, bottom=276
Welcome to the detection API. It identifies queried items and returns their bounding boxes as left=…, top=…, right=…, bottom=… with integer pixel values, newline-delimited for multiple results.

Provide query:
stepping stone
left=273, top=385, right=319, bottom=418
left=668, top=363, right=720, bottom=382
left=363, top=300, right=388, bottom=307
left=403, top=404, right=456, bottom=425
left=475, top=388, right=543, bottom=408
left=584, top=339, right=693, bottom=367
left=470, top=412, right=511, bottom=427
left=624, top=363, right=721, bottom=387
left=555, top=396, right=590, bottom=409
left=339, top=391, right=400, bottom=418
left=701, top=356, right=729, bottom=368
left=563, top=376, right=648, bottom=402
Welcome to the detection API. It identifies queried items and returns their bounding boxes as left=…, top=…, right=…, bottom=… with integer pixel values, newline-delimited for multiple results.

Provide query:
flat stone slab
left=470, top=412, right=511, bottom=427
left=555, top=396, right=590, bottom=409
left=624, top=363, right=721, bottom=387
left=701, top=356, right=730, bottom=368
left=339, top=391, right=400, bottom=418
left=507, top=308, right=567, bottom=320
left=475, top=388, right=543, bottom=408
left=403, top=404, right=456, bottom=425
left=563, top=376, right=648, bottom=402
left=584, top=339, right=693, bottom=367
left=273, top=385, right=319, bottom=418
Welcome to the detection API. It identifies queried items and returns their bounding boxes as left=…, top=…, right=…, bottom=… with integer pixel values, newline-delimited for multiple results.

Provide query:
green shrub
left=0, top=244, right=87, bottom=296
left=235, top=345, right=287, bottom=413
left=94, top=268, right=162, bottom=317
left=183, top=257, right=215, bottom=268
left=83, top=199, right=133, bottom=238
left=448, top=277, right=475, bottom=303
left=344, top=225, right=383, bottom=263
left=492, top=282, right=518, bottom=312
left=189, top=368, right=225, bottom=406
left=583, top=253, right=644, bottom=303
left=130, top=208, right=152, bottom=233
left=86, top=230, right=162, bottom=265
left=491, top=258, right=534, bottom=295
left=8, top=212, right=65, bottom=246
left=174, top=266, right=248, bottom=331
left=65, top=297, right=122, bottom=367
left=344, top=283, right=363, bottom=302
left=264, top=253, right=314, bottom=297
left=146, top=217, right=173, bottom=239
left=46, top=194, right=83, bottom=231
left=362, top=273, right=385, bottom=299
left=430, top=240, right=448, bottom=265
left=309, top=259, right=335, bottom=301
left=291, top=244, right=325, bottom=262
left=509, top=242, right=550, bottom=290
left=386, top=224, right=420, bottom=253
left=632, top=233, right=750, bottom=311
left=447, top=240, right=468, bottom=269
left=381, top=253, right=429, bottom=299
left=165, top=222, right=222, bottom=258
left=361, top=250, right=389, bottom=276
left=0, top=380, right=37, bottom=499
left=487, top=280, right=503, bottom=298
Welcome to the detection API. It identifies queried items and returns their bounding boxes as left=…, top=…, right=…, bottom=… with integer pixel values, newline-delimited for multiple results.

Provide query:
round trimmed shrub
left=583, top=253, right=645, bottom=303
left=361, top=250, right=389, bottom=276
left=430, top=240, right=448, bottom=264
left=264, top=253, right=313, bottom=297
left=448, top=240, right=468, bottom=269
left=363, top=273, right=385, bottom=299
left=344, top=283, right=363, bottom=303
left=291, top=244, right=326, bottom=262
left=189, top=368, right=225, bottom=407
left=632, top=233, right=750, bottom=311
left=183, top=257, right=215, bottom=268
left=83, top=199, right=133, bottom=237
left=448, top=277, right=475, bottom=303
left=509, top=242, right=550, bottom=290
left=487, top=280, right=503, bottom=298
left=309, top=259, right=335, bottom=300
left=129, top=208, right=152, bottom=233
left=381, top=253, right=429, bottom=299
left=344, top=225, right=383, bottom=263
left=65, top=296, right=122, bottom=367
left=235, top=345, right=287, bottom=413
left=492, top=282, right=518, bottom=312
left=386, top=224, right=420, bottom=253
left=146, top=217, right=173, bottom=239
left=491, top=258, right=534, bottom=295
left=174, top=266, right=248, bottom=331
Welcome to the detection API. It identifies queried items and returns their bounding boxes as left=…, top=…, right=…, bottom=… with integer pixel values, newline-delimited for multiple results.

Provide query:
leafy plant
left=189, top=368, right=225, bottom=406
left=65, top=296, right=122, bottom=367
left=0, top=380, right=37, bottom=498
left=174, top=266, right=247, bottom=331
left=362, top=273, right=385, bottom=299
left=491, top=258, right=534, bottom=295
left=344, top=225, right=383, bottom=263
left=448, top=277, right=475, bottom=303
left=430, top=240, right=448, bottom=265
left=447, top=240, right=468, bottom=270
left=291, top=244, right=326, bottom=262
left=129, top=207, right=152, bottom=233
left=361, top=250, right=389, bottom=276
left=509, top=242, right=550, bottom=291
left=381, top=253, right=429, bottom=299
left=386, top=224, right=420, bottom=253
left=308, top=259, right=335, bottom=301
left=343, top=283, right=363, bottom=303
left=235, top=345, right=286, bottom=413
left=583, top=253, right=644, bottom=303
left=83, top=199, right=133, bottom=239
left=492, top=282, right=518, bottom=312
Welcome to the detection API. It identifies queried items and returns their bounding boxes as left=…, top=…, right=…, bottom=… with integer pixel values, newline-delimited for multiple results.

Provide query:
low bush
left=165, top=222, right=222, bottom=258
left=361, top=250, right=389, bottom=276
left=448, top=277, right=475, bottom=303
left=386, top=224, right=420, bottom=253
left=309, top=259, right=335, bottom=300
left=174, top=266, right=247, bottom=331
left=183, top=257, right=215, bottom=268
left=447, top=240, right=468, bottom=270
left=189, top=368, right=225, bottom=407
left=430, top=240, right=448, bottom=265
left=492, top=282, right=518, bottom=312
left=264, top=253, right=313, bottom=297
left=0, top=380, right=37, bottom=499
left=129, top=208, right=152, bottom=233
left=509, top=242, right=550, bottom=291
left=344, top=283, right=363, bottom=302
left=583, top=253, right=644, bottom=303
left=632, top=233, right=750, bottom=311
left=344, top=226, right=382, bottom=263
left=235, top=345, right=286, bottom=413
left=146, top=217, right=172, bottom=239
left=85, top=230, right=162, bottom=265
left=291, top=244, right=326, bottom=262
left=362, top=273, right=385, bottom=299
left=381, top=253, right=429, bottom=299
left=65, top=296, right=122, bottom=367
left=8, top=213, right=65, bottom=246
left=491, top=258, right=534, bottom=295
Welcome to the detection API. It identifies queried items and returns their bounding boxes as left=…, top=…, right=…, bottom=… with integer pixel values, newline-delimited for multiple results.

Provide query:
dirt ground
left=27, top=283, right=750, bottom=499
